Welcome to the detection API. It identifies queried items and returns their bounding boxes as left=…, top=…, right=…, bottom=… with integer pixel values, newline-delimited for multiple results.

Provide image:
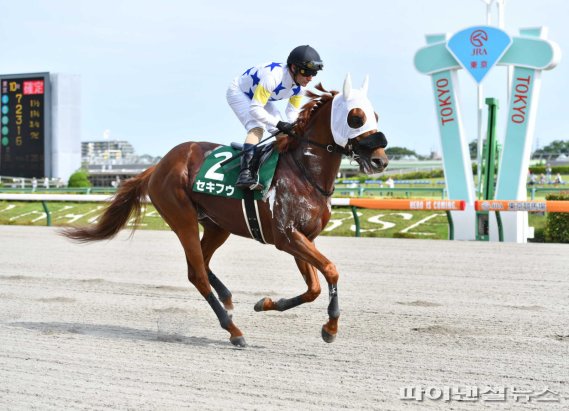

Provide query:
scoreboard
left=0, top=72, right=51, bottom=178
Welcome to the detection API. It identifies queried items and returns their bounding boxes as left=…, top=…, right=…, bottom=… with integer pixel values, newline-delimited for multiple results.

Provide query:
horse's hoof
left=321, top=326, right=337, bottom=343
left=230, top=336, right=247, bottom=347
left=254, top=298, right=269, bottom=312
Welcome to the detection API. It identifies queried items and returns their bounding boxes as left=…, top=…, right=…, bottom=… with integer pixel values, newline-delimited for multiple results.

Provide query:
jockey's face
left=291, top=64, right=314, bottom=87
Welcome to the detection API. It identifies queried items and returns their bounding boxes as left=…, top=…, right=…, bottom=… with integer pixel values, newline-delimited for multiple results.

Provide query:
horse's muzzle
left=371, top=154, right=389, bottom=172
left=359, top=152, right=388, bottom=174
left=352, top=132, right=389, bottom=175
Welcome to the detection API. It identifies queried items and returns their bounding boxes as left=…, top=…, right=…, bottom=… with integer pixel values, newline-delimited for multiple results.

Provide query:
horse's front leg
left=254, top=257, right=321, bottom=312
left=274, top=231, right=341, bottom=343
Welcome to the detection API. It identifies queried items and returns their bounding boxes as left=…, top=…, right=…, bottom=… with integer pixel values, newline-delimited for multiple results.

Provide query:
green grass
left=0, top=201, right=461, bottom=239
left=323, top=208, right=450, bottom=239
left=0, top=202, right=170, bottom=231
left=0, top=198, right=551, bottom=240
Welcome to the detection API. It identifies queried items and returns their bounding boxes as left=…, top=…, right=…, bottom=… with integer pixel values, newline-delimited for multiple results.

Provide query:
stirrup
left=248, top=181, right=264, bottom=191
left=236, top=179, right=264, bottom=191
left=236, top=173, right=263, bottom=191
left=236, top=170, right=258, bottom=190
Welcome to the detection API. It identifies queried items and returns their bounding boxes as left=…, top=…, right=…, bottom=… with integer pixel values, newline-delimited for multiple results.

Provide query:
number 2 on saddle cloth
left=192, top=143, right=279, bottom=200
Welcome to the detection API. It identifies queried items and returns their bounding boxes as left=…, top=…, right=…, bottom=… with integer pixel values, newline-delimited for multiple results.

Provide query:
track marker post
left=476, top=98, right=500, bottom=241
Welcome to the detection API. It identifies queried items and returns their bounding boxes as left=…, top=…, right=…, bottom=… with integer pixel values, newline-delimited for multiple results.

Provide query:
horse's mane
left=275, top=83, right=338, bottom=153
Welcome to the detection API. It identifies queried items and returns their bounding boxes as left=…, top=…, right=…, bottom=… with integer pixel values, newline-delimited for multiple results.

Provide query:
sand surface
left=0, top=226, right=568, bottom=410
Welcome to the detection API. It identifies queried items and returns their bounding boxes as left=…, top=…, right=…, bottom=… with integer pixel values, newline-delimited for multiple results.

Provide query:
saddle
left=192, top=142, right=279, bottom=200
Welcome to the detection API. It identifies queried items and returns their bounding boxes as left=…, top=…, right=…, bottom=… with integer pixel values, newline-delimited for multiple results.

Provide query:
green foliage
left=469, top=140, right=478, bottom=159
left=545, top=193, right=569, bottom=243
left=68, top=170, right=91, bottom=188
left=385, top=146, right=418, bottom=157
left=529, top=165, right=569, bottom=175
left=533, top=140, right=569, bottom=156
left=354, top=169, right=444, bottom=183
left=531, top=226, right=546, bottom=243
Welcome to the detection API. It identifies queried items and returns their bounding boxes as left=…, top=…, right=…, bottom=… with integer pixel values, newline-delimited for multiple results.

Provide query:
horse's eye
left=347, top=108, right=366, bottom=129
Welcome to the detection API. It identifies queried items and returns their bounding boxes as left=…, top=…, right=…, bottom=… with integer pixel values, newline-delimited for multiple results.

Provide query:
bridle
left=288, top=129, right=387, bottom=197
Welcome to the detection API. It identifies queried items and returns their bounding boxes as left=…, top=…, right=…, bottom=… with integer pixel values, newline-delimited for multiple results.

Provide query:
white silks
left=330, top=73, right=378, bottom=147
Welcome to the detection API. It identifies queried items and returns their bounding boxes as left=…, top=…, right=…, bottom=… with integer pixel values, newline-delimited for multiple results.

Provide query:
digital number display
left=1, top=73, right=49, bottom=178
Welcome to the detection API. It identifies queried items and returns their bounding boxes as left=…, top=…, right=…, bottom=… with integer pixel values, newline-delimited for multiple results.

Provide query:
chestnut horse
left=63, top=76, right=388, bottom=347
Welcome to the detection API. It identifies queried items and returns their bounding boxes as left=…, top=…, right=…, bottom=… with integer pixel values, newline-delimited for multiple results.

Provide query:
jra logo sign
left=470, top=30, right=488, bottom=47
left=447, top=26, right=512, bottom=84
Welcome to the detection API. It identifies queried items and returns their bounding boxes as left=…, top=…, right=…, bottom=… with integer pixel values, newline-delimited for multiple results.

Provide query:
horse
left=62, top=74, right=389, bottom=347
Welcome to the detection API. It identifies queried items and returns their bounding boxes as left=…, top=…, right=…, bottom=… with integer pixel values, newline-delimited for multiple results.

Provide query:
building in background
left=51, top=74, right=81, bottom=182
left=81, top=140, right=161, bottom=187
left=81, top=140, right=136, bottom=164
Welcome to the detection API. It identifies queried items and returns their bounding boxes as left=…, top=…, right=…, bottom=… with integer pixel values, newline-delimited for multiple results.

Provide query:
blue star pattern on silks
left=265, top=62, right=282, bottom=71
left=273, top=82, right=285, bottom=96
left=250, top=71, right=260, bottom=86
left=234, top=62, right=304, bottom=107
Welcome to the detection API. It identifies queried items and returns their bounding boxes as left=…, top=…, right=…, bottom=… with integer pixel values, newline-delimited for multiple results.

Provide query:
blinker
left=355, top=131, right=387, bottom=150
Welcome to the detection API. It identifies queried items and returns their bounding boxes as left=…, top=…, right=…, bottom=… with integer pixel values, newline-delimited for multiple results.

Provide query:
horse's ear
left=343, top=73, right=352, bottom=100
left=361, top=75, right=369, bottom=96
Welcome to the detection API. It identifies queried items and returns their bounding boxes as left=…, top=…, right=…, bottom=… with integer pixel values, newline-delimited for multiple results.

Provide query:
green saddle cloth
left=192, top=144, right=279, bottom=200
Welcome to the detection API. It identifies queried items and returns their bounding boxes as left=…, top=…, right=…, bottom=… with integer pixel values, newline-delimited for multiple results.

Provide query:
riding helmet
left=287, top=45, right=324, bottom=72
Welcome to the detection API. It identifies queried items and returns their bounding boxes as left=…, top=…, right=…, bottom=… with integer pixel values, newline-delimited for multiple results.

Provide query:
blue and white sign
left=447, top=26, right=512, bottom=83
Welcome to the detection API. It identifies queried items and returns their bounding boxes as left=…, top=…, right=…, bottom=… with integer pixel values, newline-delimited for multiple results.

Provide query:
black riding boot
left=235, top=144, right=263, bottom=191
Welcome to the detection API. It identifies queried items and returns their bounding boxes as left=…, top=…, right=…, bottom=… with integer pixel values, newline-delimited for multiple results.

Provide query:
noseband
left=346, top=131, right=388, bottom=154
left=300, top=130, right=387, bottom=157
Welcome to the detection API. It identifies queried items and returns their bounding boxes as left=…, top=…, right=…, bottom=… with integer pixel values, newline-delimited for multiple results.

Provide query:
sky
left=1, top=0, right=568, bottom=157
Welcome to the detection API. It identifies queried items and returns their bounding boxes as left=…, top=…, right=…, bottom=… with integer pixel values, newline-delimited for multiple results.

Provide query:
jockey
left=226, top=45, right=324, bottom=190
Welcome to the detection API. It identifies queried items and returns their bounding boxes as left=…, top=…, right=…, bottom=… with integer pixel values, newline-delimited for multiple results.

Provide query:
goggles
left=298, top=60, right=323, bottom=77
left=299, top=68, right=319, bottom=77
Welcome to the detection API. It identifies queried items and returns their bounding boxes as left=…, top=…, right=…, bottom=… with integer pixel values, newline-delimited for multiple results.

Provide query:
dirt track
left=1, top=226, right=568, bottom=410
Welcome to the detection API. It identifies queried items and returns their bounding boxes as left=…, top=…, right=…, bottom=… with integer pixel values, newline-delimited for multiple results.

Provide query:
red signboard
left=23, top=80, right=45, bottom=95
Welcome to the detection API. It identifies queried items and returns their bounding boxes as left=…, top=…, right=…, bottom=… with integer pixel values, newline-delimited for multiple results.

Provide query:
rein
left=288, top=131, right=344, bottom=198
left=291, top=152, right=335, bottom=197
left=303, top=137, right=348, bottom=156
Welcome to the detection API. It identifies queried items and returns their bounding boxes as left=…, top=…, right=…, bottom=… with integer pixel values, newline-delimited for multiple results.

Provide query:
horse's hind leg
left=254, top=257, right=321, bottom=312
left=151, top=194, right=246, bottom=347
left=201, top=222, right=234, bottom=317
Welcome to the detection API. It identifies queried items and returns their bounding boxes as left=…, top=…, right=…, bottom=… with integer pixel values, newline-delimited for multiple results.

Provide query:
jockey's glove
left=276, top=121, right=294, bottom=135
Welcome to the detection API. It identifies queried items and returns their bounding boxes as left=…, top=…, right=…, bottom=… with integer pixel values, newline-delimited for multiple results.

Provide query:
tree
left=533, top=140, right=569, bottom=156
left=469, top=140, right=478, bottom=159
left=385, top=146, right=418, bottom=157
left=68, top=169, right=91, bottom=188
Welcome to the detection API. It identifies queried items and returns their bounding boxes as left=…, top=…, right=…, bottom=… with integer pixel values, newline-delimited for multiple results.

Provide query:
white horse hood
left=330, top=74, right=378, bottom=147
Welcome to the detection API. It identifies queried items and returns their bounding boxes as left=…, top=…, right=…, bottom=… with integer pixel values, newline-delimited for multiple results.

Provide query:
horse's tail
left=61, top=166, right=155, bottom=242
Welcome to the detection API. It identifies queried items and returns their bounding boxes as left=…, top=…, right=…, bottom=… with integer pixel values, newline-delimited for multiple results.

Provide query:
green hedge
left=356, top=169, right=444, bottom=183
left=545, top=192, right=569, bottom=243
left=350, top=165, right=566, bottom=183
left=530, top=165, right=569, bottom=174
